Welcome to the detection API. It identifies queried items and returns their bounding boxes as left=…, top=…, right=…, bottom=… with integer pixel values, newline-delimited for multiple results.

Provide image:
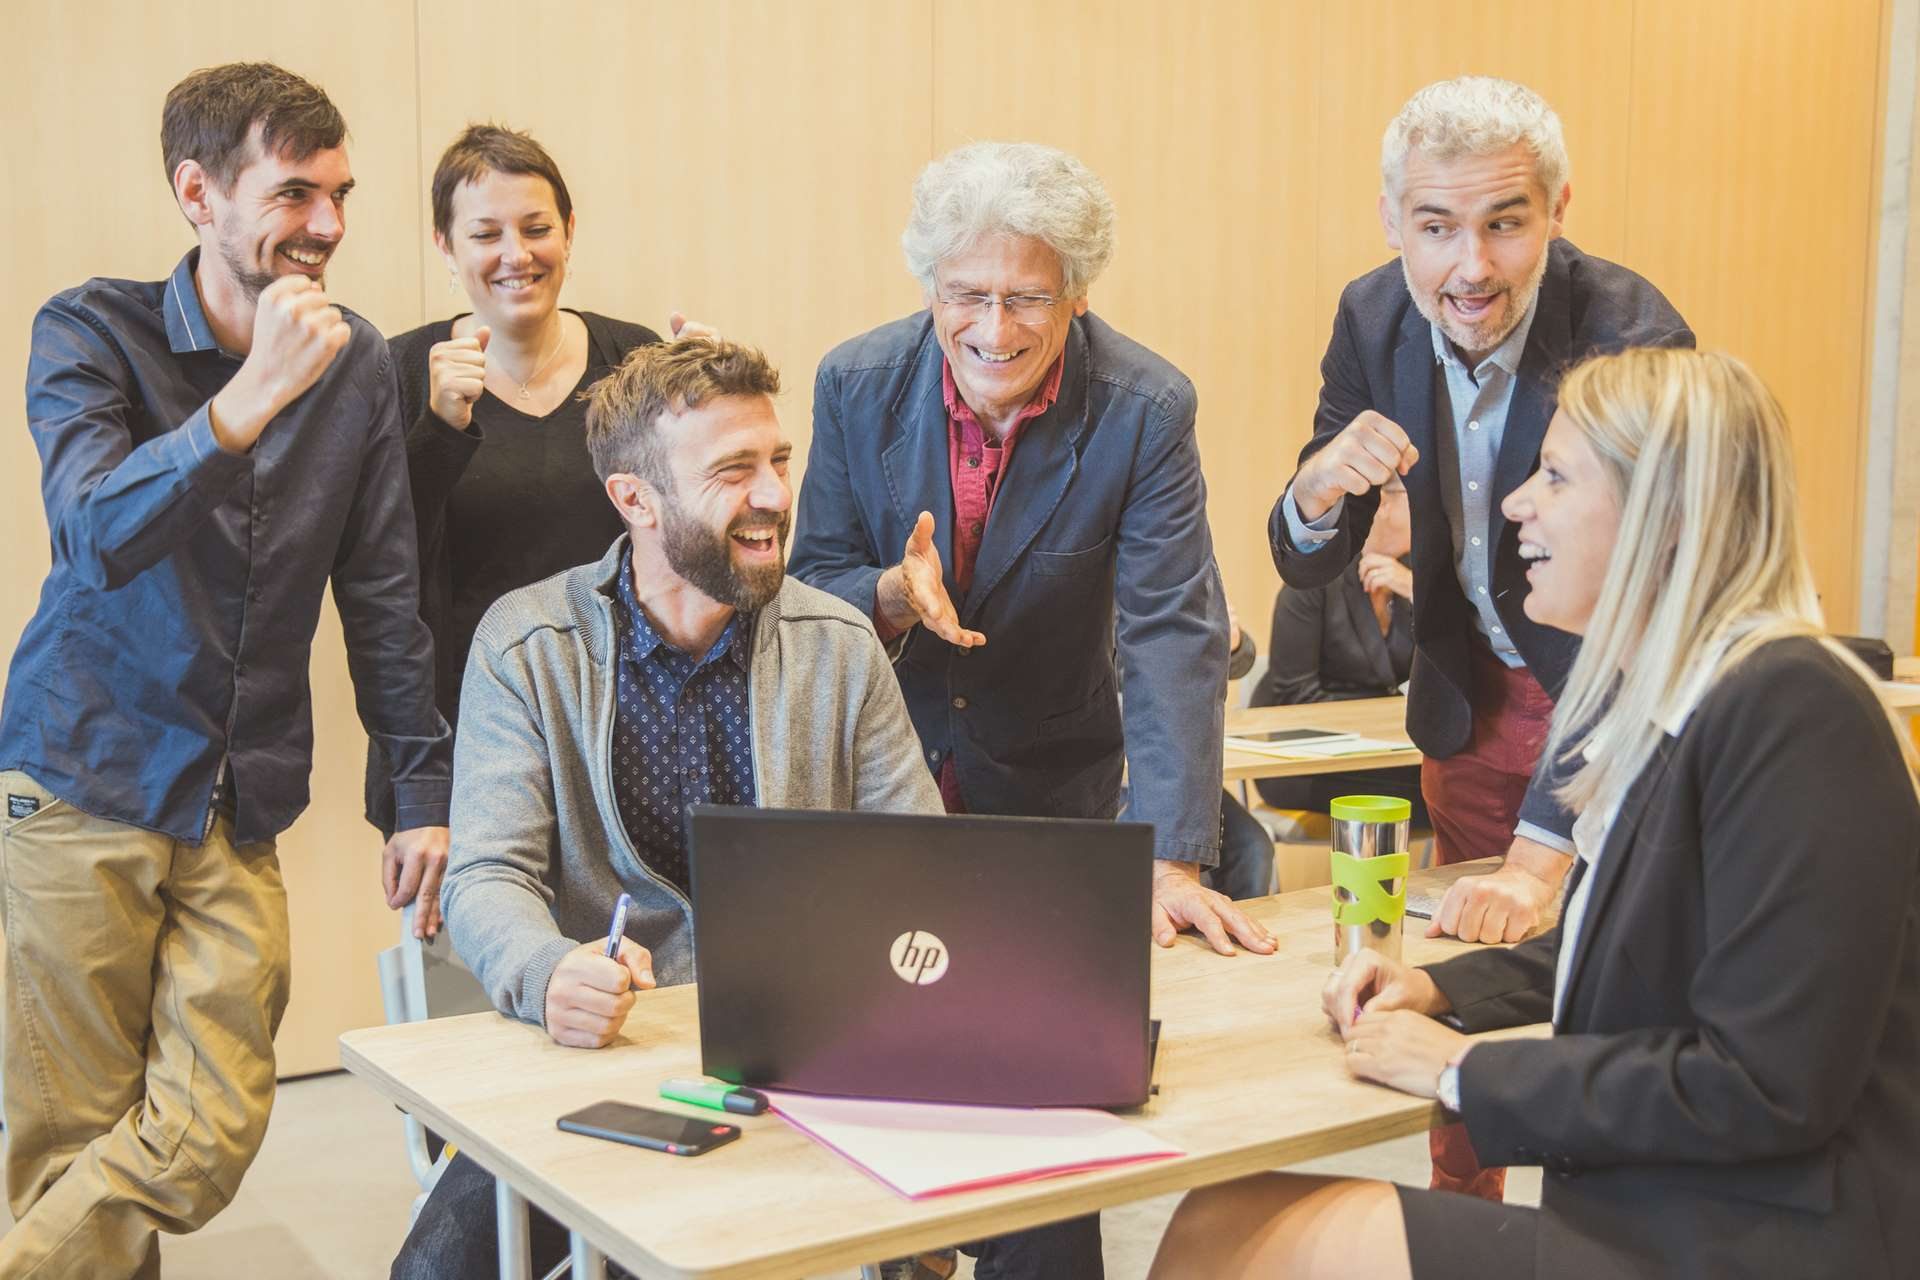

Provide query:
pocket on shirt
left=1030, top=535, right=1112, bottom=577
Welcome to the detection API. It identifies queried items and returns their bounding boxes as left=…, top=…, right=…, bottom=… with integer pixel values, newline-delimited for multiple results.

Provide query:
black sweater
left=363, top=309, right=660, bottom=834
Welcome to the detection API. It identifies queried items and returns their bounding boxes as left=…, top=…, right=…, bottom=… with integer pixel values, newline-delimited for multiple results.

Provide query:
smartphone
left=1242, top=727, right=1351, bottom=745
left=556, top=1101, right=741, bottom=1156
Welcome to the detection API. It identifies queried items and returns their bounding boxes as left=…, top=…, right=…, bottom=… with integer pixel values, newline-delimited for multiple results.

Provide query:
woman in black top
left=365, top=124, right=686, bottom=839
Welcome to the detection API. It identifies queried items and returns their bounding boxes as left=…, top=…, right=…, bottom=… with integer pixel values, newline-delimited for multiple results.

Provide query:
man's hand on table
left=545, top=939, right=656, bottom=1049
left=1426, top=835, right=1571, bottom=943
left=1322, top=950, right=1468, bottom=1097
left=1150, top=859, right=1276, bottom=956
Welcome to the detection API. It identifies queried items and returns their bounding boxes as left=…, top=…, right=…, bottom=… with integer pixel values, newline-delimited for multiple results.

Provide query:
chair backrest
left=1237, top=650, right=1268, bottom=710
left=377, top=903, right=494, bottom=1026
left=376, top=902, right=497, bottom=1198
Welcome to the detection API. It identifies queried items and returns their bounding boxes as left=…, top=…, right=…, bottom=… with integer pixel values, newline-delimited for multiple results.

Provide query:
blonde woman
left=1151, top=347, right=1920, bottom=1278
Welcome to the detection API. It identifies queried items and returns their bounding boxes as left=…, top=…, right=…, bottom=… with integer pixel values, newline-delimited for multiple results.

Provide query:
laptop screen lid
left=688, top=806, right=1153, bottom=1108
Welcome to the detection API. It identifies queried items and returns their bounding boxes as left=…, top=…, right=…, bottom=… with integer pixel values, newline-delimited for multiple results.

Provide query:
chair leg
left=568, top=1232, right=607, bottom=1279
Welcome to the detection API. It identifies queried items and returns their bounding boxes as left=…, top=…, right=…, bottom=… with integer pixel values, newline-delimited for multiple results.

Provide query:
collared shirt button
left=965, top=455, right=980, bottom=469
left=1492, top=626, right=1503, bottom=634
left=1470, top=536, right=1481, bottom=547
left=951, top=696, right=968, bottom=710
left=1477, top=586, right=1487, bottom=595
left=969, top=521, right=984, bottom=537
left=1468, top=481, right=1480, bottom=491
left=1468, top=420, right=1480, bottom=431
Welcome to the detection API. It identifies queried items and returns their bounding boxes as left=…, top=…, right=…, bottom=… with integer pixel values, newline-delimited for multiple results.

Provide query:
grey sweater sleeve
left=851, top=630, right=946, bottom=816
left=440, top=621, right=578, bottom=1028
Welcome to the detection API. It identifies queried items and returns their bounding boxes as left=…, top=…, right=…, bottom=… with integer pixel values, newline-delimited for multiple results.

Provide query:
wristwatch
left=1435, top=1061, right=1463, bottom=1114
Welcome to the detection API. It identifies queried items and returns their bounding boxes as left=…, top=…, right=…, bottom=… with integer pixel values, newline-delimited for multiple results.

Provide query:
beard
left=216, top=225, right=329, bottom=301
left=658, top=493, right=789, bottom=613
left=218, top=231, right=278, bottom=302
left=1403, top=243, right=1549, bottom=360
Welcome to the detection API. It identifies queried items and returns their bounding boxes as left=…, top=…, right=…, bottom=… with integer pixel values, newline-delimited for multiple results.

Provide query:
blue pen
left=604, top=892, right=632, bottom=959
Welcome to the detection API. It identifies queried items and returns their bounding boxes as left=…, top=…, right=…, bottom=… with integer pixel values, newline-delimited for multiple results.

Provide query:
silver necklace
left=500, top=322, right=567, bottom=401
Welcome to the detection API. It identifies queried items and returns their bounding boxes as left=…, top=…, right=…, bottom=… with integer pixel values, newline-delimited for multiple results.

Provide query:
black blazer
left=1268, top=241, right=1692, bottom=765
left=1425, top=639, right=1920, bottom=1277
left=1254, top=571, right=1411, bottom=707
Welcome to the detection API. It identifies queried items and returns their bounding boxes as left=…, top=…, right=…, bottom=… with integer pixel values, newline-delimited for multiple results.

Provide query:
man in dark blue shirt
left=0, top=63, right=451, bottom=1277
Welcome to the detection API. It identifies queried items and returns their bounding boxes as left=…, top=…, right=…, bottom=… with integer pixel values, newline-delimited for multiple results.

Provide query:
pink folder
left=765, top=1090, right=1183, bottom=1199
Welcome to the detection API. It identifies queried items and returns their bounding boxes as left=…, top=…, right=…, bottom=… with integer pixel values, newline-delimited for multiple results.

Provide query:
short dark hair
left=161, top=62, right=347, bottom=192
left=430, top=124, right=575, bottom=242
left=584, top=338, right=783, bottom=487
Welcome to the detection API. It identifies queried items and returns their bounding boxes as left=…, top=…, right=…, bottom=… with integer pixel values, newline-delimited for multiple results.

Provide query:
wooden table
left=341, top=863, right=1535, bottom=1280
left=1222, top=696, right=1419, bottom=784
left=1223, top=680, right=1920, bottom=787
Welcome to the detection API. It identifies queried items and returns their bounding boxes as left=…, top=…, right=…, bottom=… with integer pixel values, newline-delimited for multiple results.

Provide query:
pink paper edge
left=770, top=1103, right=1184, bottom=1201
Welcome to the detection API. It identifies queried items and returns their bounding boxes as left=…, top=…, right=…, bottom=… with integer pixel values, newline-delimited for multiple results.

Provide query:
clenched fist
left=1292, top=410, right=1420, bottom=523
left=211, top=275, right=352, bottom=453
left=428, top=325, right=491, bottom=430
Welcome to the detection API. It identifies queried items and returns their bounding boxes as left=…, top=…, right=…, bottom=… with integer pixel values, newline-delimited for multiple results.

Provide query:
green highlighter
left=659, top=1078, right=770, bottom=1116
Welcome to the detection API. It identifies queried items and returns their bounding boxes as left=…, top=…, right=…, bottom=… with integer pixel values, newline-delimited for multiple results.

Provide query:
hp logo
left=890, top=931, right=949, bottom=985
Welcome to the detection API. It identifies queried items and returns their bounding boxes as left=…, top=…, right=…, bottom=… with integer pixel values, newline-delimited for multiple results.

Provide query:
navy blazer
left=790, top=311, right=1228, bottom=861
left=1424, top=639, right=1920, bottom=1276
left=1268, top=241, right=1691, bottom=808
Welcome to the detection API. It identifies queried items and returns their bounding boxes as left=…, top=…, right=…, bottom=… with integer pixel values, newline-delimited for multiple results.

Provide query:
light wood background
left=0, top=0, right=1900, bottom=1074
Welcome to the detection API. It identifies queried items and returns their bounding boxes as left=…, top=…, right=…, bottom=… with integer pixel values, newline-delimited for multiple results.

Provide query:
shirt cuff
left=1152, top=838, right=1220, bottom=868
left=870, top=578, right=909, bottom=647
left=184, top=405, right=256, bottom=479
left=1282, top=488, right=1342, bottom=553
left=391, top=781, right=453, bottom=833
left=1513, top=820, right=1575, bottom=857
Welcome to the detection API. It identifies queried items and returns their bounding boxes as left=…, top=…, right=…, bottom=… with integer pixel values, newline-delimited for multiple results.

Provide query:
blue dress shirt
left=0, top=250, right=451, bottom=843
left=610, top=553, right=757, bottom=896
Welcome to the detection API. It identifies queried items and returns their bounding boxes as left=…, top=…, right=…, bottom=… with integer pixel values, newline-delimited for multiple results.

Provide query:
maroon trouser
left=1418, top=643, right=1555, bottom=1202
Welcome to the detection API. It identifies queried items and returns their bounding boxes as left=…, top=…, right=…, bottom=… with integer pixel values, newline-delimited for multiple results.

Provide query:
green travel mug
left=1330, top=795, right=1411, bottom=963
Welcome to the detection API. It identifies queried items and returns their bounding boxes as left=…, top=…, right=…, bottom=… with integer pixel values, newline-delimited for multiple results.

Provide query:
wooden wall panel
left=0, top=2, right=424, bottom=1076
left=412, top=0, right=934, bottom=489
left=1312, top=2, right=1636, bottom=338
left=1625, top=0, right=1884, bottom=630
left=930, top=0, right=1323, bottom=627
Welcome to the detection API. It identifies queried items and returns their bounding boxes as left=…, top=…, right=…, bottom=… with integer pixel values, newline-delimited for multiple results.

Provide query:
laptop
left=687, top=806, right=1154, bottom=1109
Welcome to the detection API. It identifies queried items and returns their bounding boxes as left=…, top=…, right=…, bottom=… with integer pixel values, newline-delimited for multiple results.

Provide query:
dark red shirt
left=875, top=354, right=1065, bottom=811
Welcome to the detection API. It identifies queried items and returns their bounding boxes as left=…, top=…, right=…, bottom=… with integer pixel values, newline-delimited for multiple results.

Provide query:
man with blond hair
left=1269, top=75, right=1692, bottom=1200
left=390, top=337, right=941, bottom=1279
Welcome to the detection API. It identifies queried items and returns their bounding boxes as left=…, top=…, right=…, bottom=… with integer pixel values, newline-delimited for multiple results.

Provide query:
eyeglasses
left=934, top=291, right=1063, bottom=325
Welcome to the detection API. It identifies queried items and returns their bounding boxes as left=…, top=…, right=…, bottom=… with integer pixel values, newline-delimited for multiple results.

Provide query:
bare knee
left=1151, top=1174, right=1301, bottom=1279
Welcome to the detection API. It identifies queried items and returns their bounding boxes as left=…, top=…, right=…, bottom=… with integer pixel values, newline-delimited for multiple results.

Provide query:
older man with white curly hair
left=1269, top=76, right=1692, bottom=1202
left=791, top=140, right=1258, bottom=1279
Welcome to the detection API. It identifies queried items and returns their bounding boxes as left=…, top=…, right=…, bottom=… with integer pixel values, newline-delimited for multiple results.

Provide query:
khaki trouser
left=0, top=770, right=290, bottom=1279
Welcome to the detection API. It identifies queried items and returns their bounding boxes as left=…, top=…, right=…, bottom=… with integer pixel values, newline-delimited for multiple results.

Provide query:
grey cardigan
left=441, top=537, right=943, bottom=1027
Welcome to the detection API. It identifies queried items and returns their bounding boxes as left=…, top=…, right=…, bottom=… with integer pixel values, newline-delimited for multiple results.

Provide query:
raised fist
left=428, top=325, right=491, bottom=430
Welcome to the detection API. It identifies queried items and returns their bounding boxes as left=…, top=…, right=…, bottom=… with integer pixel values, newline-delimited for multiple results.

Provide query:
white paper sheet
left=1226, top=734, right=1412, bottom=759
left=765, top=1091, right=1183, bottom=1199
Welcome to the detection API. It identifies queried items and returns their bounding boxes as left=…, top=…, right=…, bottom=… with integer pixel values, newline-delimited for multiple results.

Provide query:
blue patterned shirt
left=611, top=555, right=757, bottom=896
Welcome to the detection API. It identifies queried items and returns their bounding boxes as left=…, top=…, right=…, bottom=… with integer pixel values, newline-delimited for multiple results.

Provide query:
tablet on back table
left=687, top=806, right=1153, bottom=1109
